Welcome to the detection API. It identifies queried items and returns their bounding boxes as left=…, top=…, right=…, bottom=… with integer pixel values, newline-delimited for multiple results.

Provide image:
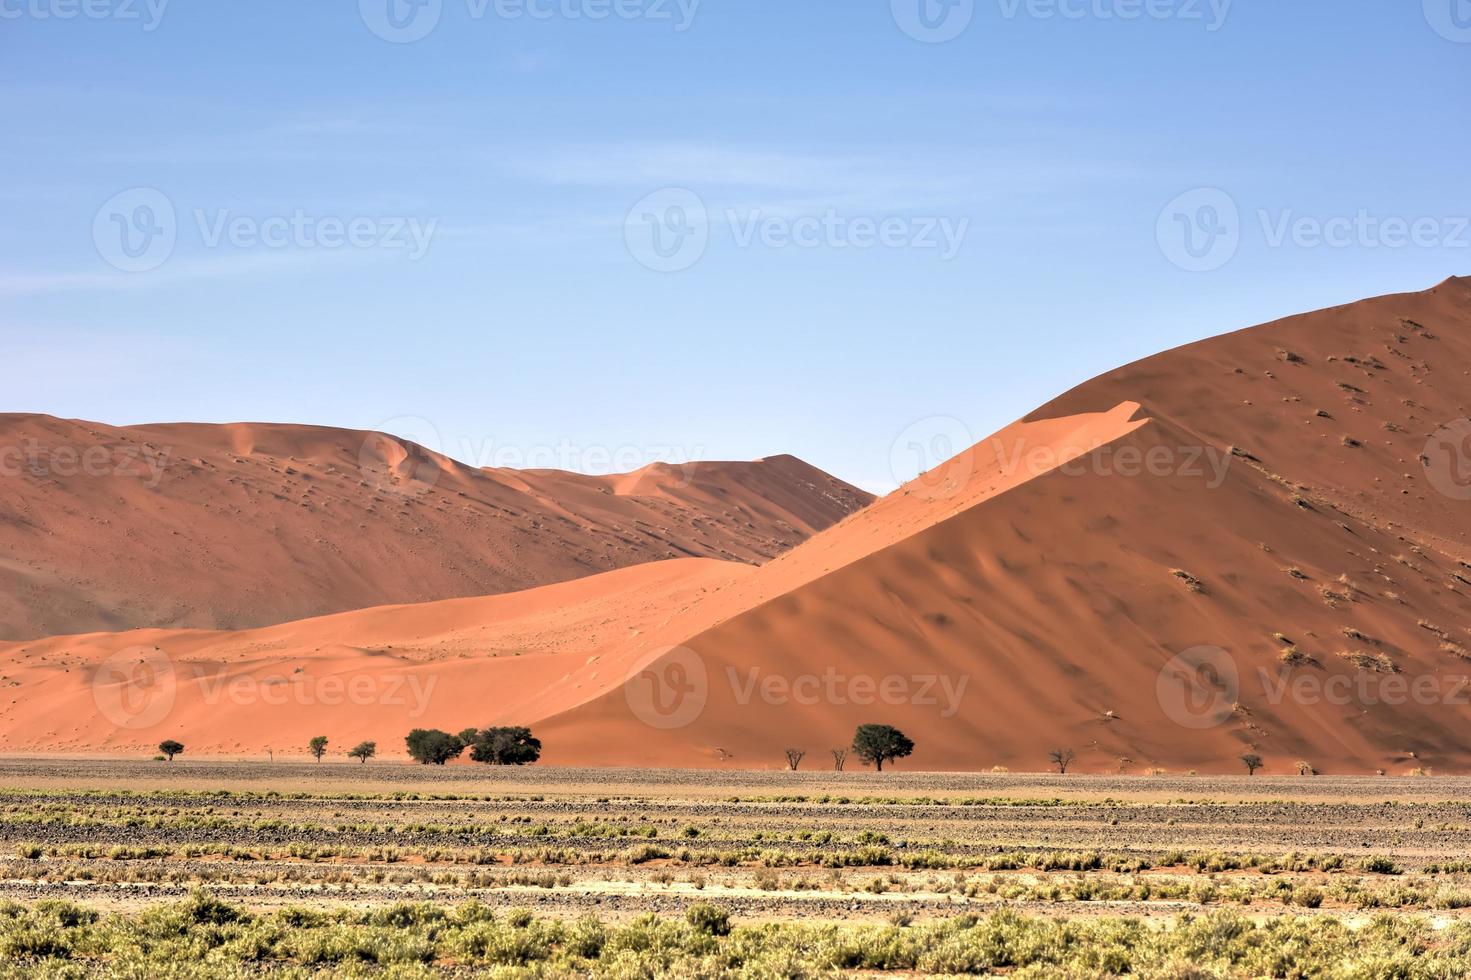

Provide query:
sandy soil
left=4, top=277, right=1471, bottom=775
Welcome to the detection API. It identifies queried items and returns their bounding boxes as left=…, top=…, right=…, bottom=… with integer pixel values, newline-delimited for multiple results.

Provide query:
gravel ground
left=3, top=757, right=1469, bottom=801
left=0, top=758, right=1466, bottom=923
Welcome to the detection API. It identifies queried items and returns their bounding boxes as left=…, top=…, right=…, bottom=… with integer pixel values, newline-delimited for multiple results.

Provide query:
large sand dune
left=4, top=277, right=1470, bottom=774
left=0, top=416, right=871, bottom=640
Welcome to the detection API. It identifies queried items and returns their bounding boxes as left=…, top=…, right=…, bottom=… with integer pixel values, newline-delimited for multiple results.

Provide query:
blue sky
left=3, top=0, right=1468, bottom=491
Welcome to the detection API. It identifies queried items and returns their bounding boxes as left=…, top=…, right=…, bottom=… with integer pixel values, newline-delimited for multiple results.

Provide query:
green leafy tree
left=348, top=741, right=377, bottom=764
left=1241, top=753, right=1263, bottom=775
left=158, top=740, right=184, bottom=762
left=308, top=736, right=328, bottom=762
left=468, top=726, right=542, bottom=765
left=851, top=724, right=914, bottom=772
left=405, top=729, right=466, bottom=765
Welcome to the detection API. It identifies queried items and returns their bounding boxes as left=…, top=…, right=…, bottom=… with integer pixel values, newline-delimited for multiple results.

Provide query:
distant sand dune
left=0, top=417, right=871, bottom=640
left=4, top=277, right=1471, bottom=774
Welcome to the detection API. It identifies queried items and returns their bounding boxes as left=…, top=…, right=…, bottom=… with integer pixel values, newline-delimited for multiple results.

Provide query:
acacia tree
left=1049, top=748, right=1076, bottom=774
left=348, top=741, right=377, bottom=764
left=308, top=736, right=328, bottom=762
left=405, top=729, right=466, bottom=765
left=851, top=724, right=914, bottom=772
left=784, top=748, right=805, bottom=771
left=1241, top=753, right=1263, bottom=776
left=158, top=740, right=183, bottom=762
left=831, top=748, right=847, bottom=771
left=468, top=727, right=542, bottom=766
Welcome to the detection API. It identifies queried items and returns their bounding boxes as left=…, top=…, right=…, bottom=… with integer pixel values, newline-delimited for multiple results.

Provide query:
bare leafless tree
left=831, top=748, right=847, bottom=771
left=784, top=748, right=805, bottom=771
left=1049, top=748, right=1076, bottom=774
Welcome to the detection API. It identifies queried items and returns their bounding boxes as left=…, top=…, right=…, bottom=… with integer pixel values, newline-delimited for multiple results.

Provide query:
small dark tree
left=468, top=726, right=542, bottom=766
left=831, top=748, right=847, bottom=771
left=851, top=724, right=914, bottom=772
left=405, top=728, right=466, bottom=765
left=348, top=741, right=377, bottom=764
left=457, top=727, right=481, bottom=746
left=1241, top=753, right=1263, bottom=776
left=784, top=748, right=805, bottom=771
left=1049, top=748, right=1076, bottom=774
left=308, top=736, right=328, bottom=762
left=158, top=740, right=183, bottom=762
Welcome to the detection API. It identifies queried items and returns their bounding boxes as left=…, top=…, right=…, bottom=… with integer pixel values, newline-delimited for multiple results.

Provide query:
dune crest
left=0, top=417, right=872, bottom=641
left=4, top=278, right=1471, bottom=774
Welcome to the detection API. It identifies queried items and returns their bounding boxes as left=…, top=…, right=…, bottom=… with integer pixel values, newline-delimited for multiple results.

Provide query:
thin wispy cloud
left=0, top=251, right=338, bottom=297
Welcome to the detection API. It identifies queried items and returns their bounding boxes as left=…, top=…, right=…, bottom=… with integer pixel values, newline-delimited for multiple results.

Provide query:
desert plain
left=4, top=280, right=1471, bottom=975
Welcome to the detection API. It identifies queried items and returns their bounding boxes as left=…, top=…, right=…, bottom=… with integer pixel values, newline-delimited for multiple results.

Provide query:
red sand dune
left=4, top=277, right=1471, bottom=775
left=0, top=416, right=871, bottom=640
